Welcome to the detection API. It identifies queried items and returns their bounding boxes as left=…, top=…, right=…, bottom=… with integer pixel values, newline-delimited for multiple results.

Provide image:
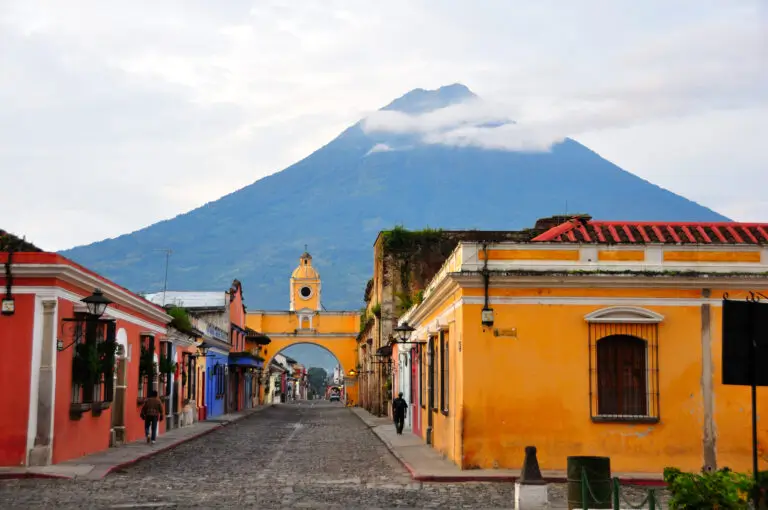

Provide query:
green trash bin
left=567, top=456, right=612, bottom=509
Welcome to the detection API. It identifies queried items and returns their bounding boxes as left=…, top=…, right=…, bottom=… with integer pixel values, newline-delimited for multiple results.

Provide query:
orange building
left=0, top=239, right=170, bottom=467
left=394, top=216, right=768, bottom=475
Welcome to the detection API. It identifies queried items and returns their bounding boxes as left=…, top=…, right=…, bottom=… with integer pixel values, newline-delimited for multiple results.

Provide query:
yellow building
left=246, top=251, right=361, bottom=403
left=395, top=216, right=768, bottom=475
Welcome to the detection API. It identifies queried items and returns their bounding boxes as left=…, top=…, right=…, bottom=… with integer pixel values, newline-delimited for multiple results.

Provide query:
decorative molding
left=584, top=306, right=664, bottom=324
left=11, top=286, right=168, bottom=334
left=264, top=332, right=358, bottom=339
left=459, top=296, right=723, bottom=307
left=11, top=264, right=170, bottom=324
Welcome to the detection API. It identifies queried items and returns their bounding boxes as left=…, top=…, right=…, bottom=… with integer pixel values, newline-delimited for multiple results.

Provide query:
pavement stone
left=0, top=402, right=667, bottom=509
left=0, top=402, right=519, bottom=509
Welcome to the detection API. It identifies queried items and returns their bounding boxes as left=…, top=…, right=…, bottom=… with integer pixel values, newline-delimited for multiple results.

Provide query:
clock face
left=1, top=298, right=15, bottom=314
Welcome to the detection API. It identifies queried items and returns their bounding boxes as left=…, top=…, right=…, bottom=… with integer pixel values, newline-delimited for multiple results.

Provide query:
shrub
left=663, top=467, right=754, bottom=509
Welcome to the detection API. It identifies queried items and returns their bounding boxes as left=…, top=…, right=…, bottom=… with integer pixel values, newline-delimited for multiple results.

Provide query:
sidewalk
left=0, top=406, right=270, bottom=481
left=351, top=407, right=664, bottom=485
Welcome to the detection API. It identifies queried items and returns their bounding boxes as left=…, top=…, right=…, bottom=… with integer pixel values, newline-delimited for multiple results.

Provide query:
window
left=214, top=363, right=226, bottom=399
left=440, top=330, right=449, bottom=415
left=138, top=335, right=155, bottom=399
left=588, top=321, right=659, bottom=422
left=429, top=335, right=438, bottom=411
left=300, top=286, right=312, bottom=298
left=421, top=345, right=427, bottom=409
left=70, top=316, right=86, bottom=404
left=71, top=316, right=116, bottom=404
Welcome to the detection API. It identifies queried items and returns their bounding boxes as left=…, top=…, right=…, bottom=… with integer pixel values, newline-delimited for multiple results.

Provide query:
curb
left=349, top=408, right=667, bottom=486
left=0, top=472, right=72, bottom=480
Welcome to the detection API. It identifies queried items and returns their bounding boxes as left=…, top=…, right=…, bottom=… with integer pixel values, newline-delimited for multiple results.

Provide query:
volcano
left=61, top=84, right=728, bottom=310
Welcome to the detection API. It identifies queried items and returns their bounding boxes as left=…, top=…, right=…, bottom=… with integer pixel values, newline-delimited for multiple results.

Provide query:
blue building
left=144, top=290, right=233, bottom=420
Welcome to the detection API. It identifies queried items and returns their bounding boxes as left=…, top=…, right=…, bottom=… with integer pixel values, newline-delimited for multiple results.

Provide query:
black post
left=749, top=301, right=759, bottom=509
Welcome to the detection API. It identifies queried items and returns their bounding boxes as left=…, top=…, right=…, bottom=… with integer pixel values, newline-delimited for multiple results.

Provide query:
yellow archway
left=246, top=250, right=361, bottom=405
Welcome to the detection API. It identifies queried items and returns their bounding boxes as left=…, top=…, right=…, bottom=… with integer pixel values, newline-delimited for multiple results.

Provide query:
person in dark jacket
left=140, top=390, right=164, bottom=444
left=392, top=392, right=408, bottom=435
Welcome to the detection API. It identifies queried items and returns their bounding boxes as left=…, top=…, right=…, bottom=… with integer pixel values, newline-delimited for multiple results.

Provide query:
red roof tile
left=532, top=217, right=768, bottom=245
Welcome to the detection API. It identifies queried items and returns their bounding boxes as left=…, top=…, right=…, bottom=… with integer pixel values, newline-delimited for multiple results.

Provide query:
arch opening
left=260, top=342, right=354, bottom=404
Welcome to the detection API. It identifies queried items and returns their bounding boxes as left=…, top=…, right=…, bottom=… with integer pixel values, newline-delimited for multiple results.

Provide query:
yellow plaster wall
left=598, top=250, right=645, bottom=261
left=439, top=286, right=768, bottom=474
left=458, top=301, right=705, bottom=472
left=248, top=312, right=358, bottom=335
left=479, top=249, right=580, bottom=261
left=663, top=251, right=762, bottom=263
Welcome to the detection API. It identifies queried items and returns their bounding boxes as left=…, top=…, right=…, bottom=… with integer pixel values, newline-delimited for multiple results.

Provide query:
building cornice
left=263, top=332, right=358, bottom=339
left=10, top=263, right=170, bottom=325
left=452, top=271, right=768, bottom=289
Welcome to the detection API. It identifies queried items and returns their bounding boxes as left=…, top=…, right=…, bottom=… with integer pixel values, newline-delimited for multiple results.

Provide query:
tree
left=308, top=367, right=328, bottom=397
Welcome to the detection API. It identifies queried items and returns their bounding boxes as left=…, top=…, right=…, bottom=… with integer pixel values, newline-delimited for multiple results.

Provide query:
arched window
left=597, top=335, right=647, bottom=416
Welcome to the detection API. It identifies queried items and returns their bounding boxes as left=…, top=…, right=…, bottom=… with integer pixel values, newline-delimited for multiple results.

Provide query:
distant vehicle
left=329, top=394, right=341, bottom=402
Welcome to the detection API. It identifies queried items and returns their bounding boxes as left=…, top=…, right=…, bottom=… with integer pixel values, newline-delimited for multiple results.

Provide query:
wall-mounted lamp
left=481, top=242, right=494, bottom=328
left=481, top=306, right=494, bottom=328
left=348, top=368, right=357, bottom=377
left=2, top=249, right=15, bottom=316
left=81, top=288, right=111, bottom=318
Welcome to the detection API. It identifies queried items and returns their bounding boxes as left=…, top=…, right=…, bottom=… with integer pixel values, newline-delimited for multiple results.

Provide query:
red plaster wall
left=52, top=299, right=167, bottom=463
left=0, top=294, right=35, bottom=466
left=122, top=324, right=166, bottom=444
left=52, top=299, right=111, bottom=463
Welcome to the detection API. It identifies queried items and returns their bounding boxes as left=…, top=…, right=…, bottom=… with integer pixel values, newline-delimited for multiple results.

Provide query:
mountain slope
left=61, top=84, right=728, bottom=311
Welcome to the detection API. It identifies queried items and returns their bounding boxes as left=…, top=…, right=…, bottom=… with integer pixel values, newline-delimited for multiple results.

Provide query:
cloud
left=0, top=0, right=766, bottom=250
left=361, top=10, right=768, bottom=153
left=364, top=143, right=395, bottom=156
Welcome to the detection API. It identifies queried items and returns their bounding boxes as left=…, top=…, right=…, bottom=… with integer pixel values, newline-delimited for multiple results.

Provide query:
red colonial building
left=0, top=231, right=171, bottom=467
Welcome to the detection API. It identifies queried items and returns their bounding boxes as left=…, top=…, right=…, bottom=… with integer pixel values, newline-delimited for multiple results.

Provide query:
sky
left=1, top=0, right=766, bottom=251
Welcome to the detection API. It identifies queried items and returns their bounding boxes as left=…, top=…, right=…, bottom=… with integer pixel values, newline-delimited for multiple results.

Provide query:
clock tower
left=290, top=250, right=321, bottom=314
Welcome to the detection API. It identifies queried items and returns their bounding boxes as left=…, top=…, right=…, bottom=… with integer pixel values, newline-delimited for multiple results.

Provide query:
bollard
left=612, top=477, right=620, bottom=510
left=648, top=489, right=656, bottom=510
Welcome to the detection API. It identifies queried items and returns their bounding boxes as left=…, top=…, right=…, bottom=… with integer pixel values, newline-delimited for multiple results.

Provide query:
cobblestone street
left=0, top=402, right=518, bottom=509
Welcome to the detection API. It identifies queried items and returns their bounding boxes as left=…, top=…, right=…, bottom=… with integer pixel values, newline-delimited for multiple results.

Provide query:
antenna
left=154, top=249, right=172, bottom=306
left=565, top=200, right=568, bottom=217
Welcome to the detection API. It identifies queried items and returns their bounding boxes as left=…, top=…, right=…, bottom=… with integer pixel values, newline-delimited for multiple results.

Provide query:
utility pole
left=154, top=249, right=172, bottom=306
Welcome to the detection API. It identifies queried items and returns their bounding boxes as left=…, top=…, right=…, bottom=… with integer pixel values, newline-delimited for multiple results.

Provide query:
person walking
left=392, top=392, right=408, bottom=435
left=140, top=390, right=164, bottom=444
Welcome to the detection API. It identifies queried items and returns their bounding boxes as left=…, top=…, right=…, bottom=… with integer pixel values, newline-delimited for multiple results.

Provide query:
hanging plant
left=158, top=353, right=177, bottom=375
left=98, top=338, right=117, bottom=377
left=181, top=371, right=188, bottom=386
left=139, top=345, right=156, bottom=379
left=72, top=342, right=99, bottom=386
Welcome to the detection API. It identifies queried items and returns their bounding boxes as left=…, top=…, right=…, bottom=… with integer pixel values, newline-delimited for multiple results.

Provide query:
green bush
left=663, top=467, right=754, bottom=509
left=168, top=306, right=194, bottom=334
